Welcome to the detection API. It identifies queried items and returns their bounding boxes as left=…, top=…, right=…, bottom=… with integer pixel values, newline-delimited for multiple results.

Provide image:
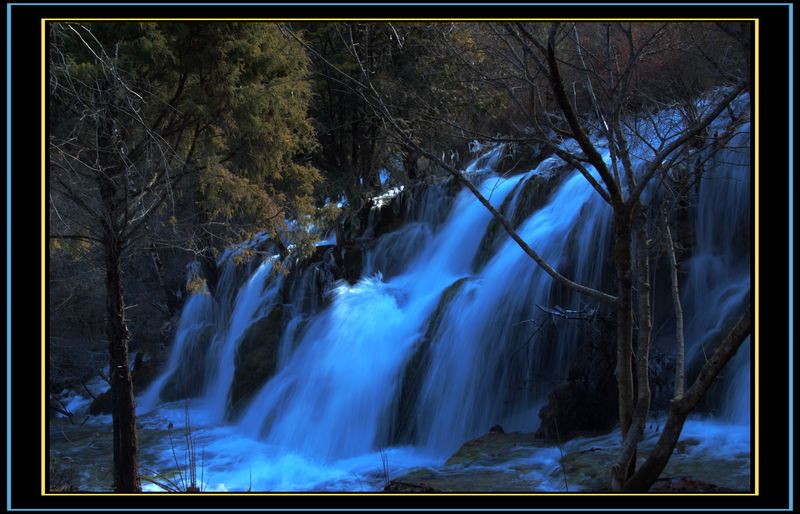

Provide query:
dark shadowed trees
left=48, top=21, right=319, bottom=490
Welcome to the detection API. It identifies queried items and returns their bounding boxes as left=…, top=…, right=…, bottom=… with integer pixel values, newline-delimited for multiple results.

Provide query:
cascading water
left=203, top=258, right=284, bottom=422
left=138, top=253, right=284, bottom=421
left=239, top=166, right=528, bottom=459
left=98, top=93, right=750, bottom=492
left=138, top=291, right=215, bottom=414
left=682, top=119, right=752, bottom=424
left=410, top=155, right=614, bottom=453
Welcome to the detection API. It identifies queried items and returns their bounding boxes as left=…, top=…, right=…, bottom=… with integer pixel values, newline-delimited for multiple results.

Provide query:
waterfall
left=138, top=94, right=751, bottom=481
left=238, top=164, right=526, bottom=459
left=138, top=291, right=215, bottom=414
left=682, top=121, right=752, bottom=424
left=202, top=258, right=284, bottom=422
left=138, top=254, right=284, bottom=420
left=411, top=159, right=614, bottom=453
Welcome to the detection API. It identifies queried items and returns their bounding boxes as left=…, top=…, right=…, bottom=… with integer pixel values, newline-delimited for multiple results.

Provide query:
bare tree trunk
left=612, top=208, right=635, bottom=462
left=104, top=236, right=141, bottom=492
left=612, top=206, right=653, bottom=490
left=96, top=99, right=141, bottom=492
left=662, top=206, right=685, bottom=398
left=622, top=305, right=751, bottom=491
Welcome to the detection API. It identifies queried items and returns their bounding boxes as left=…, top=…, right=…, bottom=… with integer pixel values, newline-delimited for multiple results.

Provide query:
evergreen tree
left=48, top=21, right=320, bottom=490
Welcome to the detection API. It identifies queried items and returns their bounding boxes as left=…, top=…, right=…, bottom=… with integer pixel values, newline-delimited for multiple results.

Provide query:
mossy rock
left=444, top=430, right=542, bottom=467
left=388, top=423, right=751, bottom=493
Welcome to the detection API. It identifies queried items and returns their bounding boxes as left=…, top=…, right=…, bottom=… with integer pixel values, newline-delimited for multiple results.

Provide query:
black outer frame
left=6, top=1, right=792, bottom=511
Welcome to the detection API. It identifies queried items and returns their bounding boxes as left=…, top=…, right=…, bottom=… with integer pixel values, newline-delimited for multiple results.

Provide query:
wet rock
left=508, top=168, right=568, bottom=229
left=229, top=304, right=285, bottom=414
left=535, top=320, right=618, bottom=442
left=132, top=353, right=161, bottom=395
left=388, top=430, right=551, bottom=492
left=333, top=241, right=364, bottom=285
left=160, top=322, right=216, bottom=402
left=391, top=277, right=470, bottom=444
left=285, top=245, right=338, bottom=311
left=444, top=430, right=542, bottom=467
left=88, top=390, right=112, bottom=415
left=473, top=169, right=567, bottom=270
left=497, top=143, right=553, bottom=176
left=472, top=176, right=525, bottom=270
left=388, top=425, right=751, bottom=493
left=674, top=437, right=701, bottom=454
